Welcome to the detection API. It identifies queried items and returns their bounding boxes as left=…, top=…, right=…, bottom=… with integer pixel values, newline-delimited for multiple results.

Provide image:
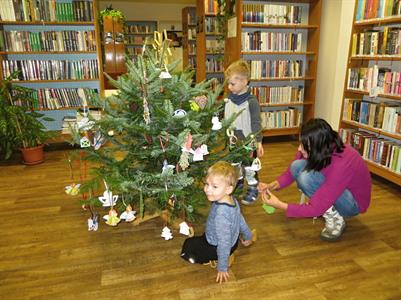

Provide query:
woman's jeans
left=290, top=160, right=360, bottom=217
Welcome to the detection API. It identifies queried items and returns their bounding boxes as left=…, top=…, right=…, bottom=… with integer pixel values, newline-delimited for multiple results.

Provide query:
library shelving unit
left=182, top=6, right=197, bottom=80
left=0, top=0, right=104, bottom=136
left=225, top=0, right=322, bottom=137
left=196, top=0, right=225, bottom=85
left=338, top=0, right=401, bottom=185
left=125, top=20, right=158, bottom=60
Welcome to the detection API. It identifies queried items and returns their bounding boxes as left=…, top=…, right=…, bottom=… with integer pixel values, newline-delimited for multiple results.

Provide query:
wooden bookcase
left=338, top=0, right=401, bottom=185
left=196, top=0, right=225, bottom=85
left=125, top=20, right=158, bottom=60
left=182, top=6, right=197, bottom=80
left=225, top=0, right=322, bottom=137
left=0, top=0, right=104, bottom=133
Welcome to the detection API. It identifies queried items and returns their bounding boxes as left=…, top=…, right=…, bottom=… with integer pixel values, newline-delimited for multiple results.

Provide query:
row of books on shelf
left=187, top=43, right=196, bottom=55
left=125, top=25, right=156, bottom=34
left=28, top=87, right=97, bottom=109
left=205, top=58, right=223, bottom=72
left=355, top=0, right=401, bottom=21
left=0, top=30, right=96, bottom=52
left=347, top=66, right=401, bottom=96
left=0, top=0, right=94, bottom=22
left=2, top=59, right=99, bottom=81
left=260, top=108, right=301, bottom=129
left=242, top=3, right=303, bottom=25
left=204, top=0, right=221, bottom=15
left=62, top=108, right=101, bottom=134
left=251, top=85, right=304, bottom=105
left=185, top=10, right=196, bottom=25
left=351, top=27, right=401, bottom=56
left=206, top=39, right=224, bottom=53
left=242, top=31, right=302, bottom=52
left=339, top=128, right=401, bottom=173
left=343, top=98, right=401, bottom=134
left=205, top=17, right=222, bottom=34
left=188, top=56, right=196, bottom=68
left=249, top=60, right=303, bottom=80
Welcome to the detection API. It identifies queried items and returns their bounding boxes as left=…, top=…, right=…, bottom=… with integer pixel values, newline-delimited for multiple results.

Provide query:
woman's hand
left=258, top=180, right=280, bottom=193
left=261, top=189, right=288, bottom=211
left=216, top=271, right=229, bottom=284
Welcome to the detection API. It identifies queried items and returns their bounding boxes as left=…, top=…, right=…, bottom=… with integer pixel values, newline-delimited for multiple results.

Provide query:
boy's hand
left=256, top=143, right=264, bottom=158
left=240, top=239, right=252, bottom=247
left=216, top=271, right=229, bottom=284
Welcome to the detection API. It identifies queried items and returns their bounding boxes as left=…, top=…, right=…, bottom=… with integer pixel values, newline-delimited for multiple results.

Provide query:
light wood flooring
left=0, top=140, right=400, bottom=300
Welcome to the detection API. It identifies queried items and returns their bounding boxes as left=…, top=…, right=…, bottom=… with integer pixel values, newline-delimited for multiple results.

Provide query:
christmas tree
left=71, top=32, right=256, bottom=229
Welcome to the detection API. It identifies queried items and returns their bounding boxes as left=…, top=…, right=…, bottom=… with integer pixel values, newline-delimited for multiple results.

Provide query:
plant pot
left=20, top=144, right=44, bottom=165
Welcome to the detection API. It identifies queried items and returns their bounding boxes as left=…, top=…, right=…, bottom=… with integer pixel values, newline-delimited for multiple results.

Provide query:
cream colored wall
left=315, top=0, right=355, bottom=130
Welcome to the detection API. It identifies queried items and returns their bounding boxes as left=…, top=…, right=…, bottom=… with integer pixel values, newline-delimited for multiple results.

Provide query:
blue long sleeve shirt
left=205, top=197, right=252, bottom=272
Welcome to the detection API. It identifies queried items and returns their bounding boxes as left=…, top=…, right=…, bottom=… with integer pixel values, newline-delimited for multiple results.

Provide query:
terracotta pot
left=20, top=144, right=44, bottom=165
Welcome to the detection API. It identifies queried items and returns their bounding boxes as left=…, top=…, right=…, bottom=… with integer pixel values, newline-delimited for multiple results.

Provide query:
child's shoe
left=241, top=184, right=258, bottom=205
left=320, top=206, right=346, bottom=242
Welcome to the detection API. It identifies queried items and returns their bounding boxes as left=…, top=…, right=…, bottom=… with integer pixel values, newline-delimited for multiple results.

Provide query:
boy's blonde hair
left=206, top=161, right=238, bottom=188
left=225, top=60, right=250, bottom=80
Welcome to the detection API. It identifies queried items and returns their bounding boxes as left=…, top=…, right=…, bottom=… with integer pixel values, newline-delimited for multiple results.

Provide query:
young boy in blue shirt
left=224, top=60, right=264, bottom=204
left=181, top=161, right=254, bottom=284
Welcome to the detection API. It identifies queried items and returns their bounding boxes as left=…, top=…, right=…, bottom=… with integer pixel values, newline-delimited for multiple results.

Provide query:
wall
left=315, top=0, right=355, bottom=130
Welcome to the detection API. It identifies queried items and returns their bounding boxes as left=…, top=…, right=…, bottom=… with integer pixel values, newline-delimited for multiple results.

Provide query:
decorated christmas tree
left=70, top=32, right=256, bottom=231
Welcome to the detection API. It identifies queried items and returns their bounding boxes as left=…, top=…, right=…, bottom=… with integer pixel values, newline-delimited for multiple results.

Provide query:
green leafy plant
left=0, top=72, right=54, bottom=160
left=98, top=5, right=125, bottom=28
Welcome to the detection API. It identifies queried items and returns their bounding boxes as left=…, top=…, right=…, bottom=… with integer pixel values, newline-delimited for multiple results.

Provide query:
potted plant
left=0, top=73, right=55, bottom=164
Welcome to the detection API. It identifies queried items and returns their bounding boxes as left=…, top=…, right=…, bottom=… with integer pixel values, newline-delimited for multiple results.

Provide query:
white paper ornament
left=161, top=226, right=173, bottom=240
left=87, top=214, right=99, bottom=231
left=120, top=210, right=136, bottom=222
left=200, top=144, right=209, bottom=155
left=108, top=130, right=114, bottom=136
left=93, top=131, right=105, bottom=150
left=179, top=221, right=191, bottom=236
left=98, top=190, right=119, bottom=207
left=250, top=158, right=262, bottom=171
left=192, top=147, right=204, bottom=162
left=173, top=109, right=187, bottom=118
left=159, top=70, right=172, bottom=79
left=80, top=136, right=91, bottom=148
left=77, top=117, right=94, bottom=131
left=211, top=116, right=222, bottom=130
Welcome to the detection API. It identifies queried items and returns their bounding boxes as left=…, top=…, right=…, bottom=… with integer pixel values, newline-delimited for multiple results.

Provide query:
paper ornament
left=251, top=158, right=262, bottom=171
left=103, top=209, right=121, bottom=226
left=159, top=70, right=172, bottom=79
left=200, top=144, right=209, bottom=155
left=189, top=101, right=200, bottom=111
left=194, top=95, right=208, bottom=109
left=87, top=214, right=99, bottom=231
left=108, top=130, right=114, bottom=136
left=179, top=221, right=194, bottom=237
left=77, top=116, right=94, bottom=131
left=262, top=203, right=275, bottom=214
left=65, top=183, right=81, bottom=196
left=211, top=116, right=222, bottom=130
left=98, top=190, right=119, bottom=207
left=162, top=159, right=175, bottom=174
left=173, top=109, right=187, bottom=118
left=161, top=226, right=173, bottom=240
left=192, top=147, right=204, bottom=162
left=120, top=205, right=136, bottom=222
left=80, top=136, right=91, bottom=148
left=226, top=128, right=238, bottom=148
left=93, top=131, right=106, bottom=150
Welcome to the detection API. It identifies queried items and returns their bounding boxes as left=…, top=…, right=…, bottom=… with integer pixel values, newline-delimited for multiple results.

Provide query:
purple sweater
left=277, top=145, right=371, bottom=218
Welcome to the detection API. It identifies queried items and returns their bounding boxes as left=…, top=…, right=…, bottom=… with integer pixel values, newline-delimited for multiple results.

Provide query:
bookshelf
left=196, top=0, right=225, bottom=86
left=125, top=20, right=158, bottom=60
left=0, top=0, right=103, bottom=134
left=182, top=6, right=197, bottom=80
left=338, top=0, right=401, bottom=185
left=225, top=0, right=322, bottom=137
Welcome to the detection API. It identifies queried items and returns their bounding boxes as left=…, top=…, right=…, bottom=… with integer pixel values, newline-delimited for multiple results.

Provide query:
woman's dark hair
left=300, top=118, right=344, bottom=171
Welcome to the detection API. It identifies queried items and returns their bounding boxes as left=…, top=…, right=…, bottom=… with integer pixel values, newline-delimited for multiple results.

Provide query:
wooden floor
left=0, top=140, right=400, bottom=300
